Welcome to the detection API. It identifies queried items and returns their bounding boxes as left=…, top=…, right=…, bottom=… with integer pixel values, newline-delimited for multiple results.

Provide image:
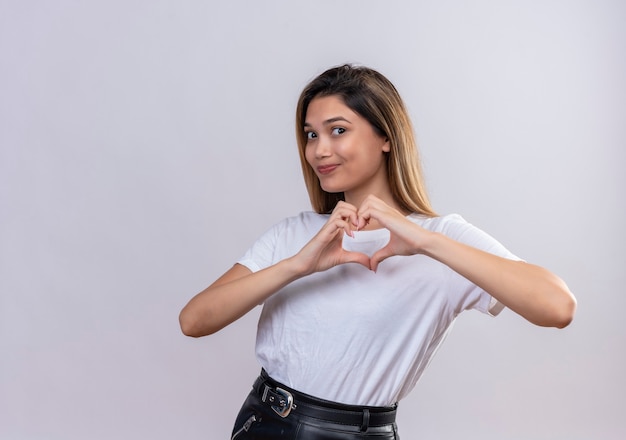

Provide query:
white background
left=1, top=1, right=624, bottom=439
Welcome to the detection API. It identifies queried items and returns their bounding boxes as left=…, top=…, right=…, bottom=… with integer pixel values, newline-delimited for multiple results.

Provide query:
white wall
left=1, top=1, right=624, bottom=439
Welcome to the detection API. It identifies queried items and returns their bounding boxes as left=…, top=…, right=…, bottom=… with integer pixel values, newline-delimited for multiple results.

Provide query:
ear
left=382, top=138, right=390, bottom=153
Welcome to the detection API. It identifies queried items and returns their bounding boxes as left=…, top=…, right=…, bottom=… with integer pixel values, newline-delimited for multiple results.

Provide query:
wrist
left=419, top=231, right=446, bottom=259
left=282, top=255, right=310, bottom=280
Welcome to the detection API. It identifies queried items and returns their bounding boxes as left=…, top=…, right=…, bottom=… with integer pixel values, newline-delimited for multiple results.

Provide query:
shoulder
left=410, top=213, right=520, bottom=259
left=408, top=213, right=492, bottom=244
left=407, top=213, right=470, bottom=234
left=261, top=211, right=329, bottom=239
left=239, top=211, right=329, bottom=270
left=273, top=211, right=329, bottom=230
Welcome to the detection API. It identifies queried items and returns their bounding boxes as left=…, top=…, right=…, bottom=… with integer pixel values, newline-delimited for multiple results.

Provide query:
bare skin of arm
left=179, top=261, right=298, bottom=337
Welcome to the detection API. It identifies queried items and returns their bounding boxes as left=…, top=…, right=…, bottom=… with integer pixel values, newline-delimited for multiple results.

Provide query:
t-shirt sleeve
left=439, top=214, right=523, bottom=316
left=236, top=221, right=284, bottom=273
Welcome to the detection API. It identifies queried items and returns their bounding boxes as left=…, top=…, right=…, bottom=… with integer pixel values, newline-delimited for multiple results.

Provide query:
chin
left=319, top=183, right=344, bottom=194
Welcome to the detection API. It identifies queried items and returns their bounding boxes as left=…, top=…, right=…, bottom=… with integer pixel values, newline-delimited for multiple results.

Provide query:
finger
left=362, top=205, right=408, bottom=233
left=355, top=199, right=387, bottom=230
left=321, top=217, right=356, bottom=239
left=335, top=200, right=356, bottom=209
left=332, top=202, right=359, bottom=228
left=355, top=213, right=370, bottom=231
left=354, top=208, right=371, bottom=231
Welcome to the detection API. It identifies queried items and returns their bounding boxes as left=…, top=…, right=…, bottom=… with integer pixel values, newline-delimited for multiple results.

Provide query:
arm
left=179, top=202, right=371, bottom=337
left=179, top=260, right=302, bottom=337
left=420, top=234, right=576, bottom=328
left=358, top=195, right=576, bottom=328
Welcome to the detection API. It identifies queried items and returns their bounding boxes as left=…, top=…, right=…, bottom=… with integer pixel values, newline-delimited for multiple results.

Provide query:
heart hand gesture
left=294, top=196, right=432, bottom=275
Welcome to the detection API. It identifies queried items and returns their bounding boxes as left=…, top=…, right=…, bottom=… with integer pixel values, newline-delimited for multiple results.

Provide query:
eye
left=331, top=127, right=345, bottom=135
left=305, top=131, right=317, bottom=140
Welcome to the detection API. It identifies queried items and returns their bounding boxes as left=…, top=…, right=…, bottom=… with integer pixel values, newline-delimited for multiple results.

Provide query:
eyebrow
left=303, top=116, right=352, bottom=127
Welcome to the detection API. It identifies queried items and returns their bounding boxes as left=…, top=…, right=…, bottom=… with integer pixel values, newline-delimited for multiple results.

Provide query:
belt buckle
left=264, top=386, right=294, bottom=418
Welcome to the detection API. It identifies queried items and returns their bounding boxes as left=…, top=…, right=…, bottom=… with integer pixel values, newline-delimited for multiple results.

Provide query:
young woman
left=179, top=65, right=576, bottom=440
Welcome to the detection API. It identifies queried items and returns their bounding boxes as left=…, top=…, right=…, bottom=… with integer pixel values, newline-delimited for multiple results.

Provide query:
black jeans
left=230, top=372, right=400, bottom=440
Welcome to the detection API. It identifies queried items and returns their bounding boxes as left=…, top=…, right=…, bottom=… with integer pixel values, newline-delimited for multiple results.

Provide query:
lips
left=317, top=164, right=339, bottom=175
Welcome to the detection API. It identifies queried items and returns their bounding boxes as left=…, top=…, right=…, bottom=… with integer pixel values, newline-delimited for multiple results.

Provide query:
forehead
left=305, top=95, right=360, bottom=123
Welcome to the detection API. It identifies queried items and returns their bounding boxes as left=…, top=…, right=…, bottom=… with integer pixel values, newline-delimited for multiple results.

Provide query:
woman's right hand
left=291, top=201, right=371, bottom=275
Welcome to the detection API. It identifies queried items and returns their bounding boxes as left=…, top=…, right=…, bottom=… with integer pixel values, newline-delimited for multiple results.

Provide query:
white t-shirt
left=238, top=212, right=521, bottom=407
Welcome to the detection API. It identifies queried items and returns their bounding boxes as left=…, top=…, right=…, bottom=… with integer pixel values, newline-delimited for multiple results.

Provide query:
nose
left=313, top=135, right=331, bottom=159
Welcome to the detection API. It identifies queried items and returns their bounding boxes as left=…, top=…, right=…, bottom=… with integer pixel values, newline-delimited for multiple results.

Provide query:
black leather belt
left=253, top=370, right=397, bottom=432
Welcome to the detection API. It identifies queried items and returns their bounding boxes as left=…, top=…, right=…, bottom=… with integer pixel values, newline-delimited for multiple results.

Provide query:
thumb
left=370, top=245, right=396, bottom=273
left=343, top=251, right=372, bottom=270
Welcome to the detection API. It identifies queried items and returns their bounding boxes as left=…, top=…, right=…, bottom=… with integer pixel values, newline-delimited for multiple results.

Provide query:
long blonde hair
left=295, top=64, right=437, bottom=216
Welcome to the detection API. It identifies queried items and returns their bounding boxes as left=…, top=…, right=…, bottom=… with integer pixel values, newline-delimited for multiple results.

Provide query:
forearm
left=422, top=232, right=576, bottom=328
left=179, top=258, right=304, bottom=337
left=179, top=203, right=378, bottom=337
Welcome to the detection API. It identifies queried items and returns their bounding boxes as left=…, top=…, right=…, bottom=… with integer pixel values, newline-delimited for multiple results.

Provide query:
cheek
left=304, top=146, right=314, bottom=166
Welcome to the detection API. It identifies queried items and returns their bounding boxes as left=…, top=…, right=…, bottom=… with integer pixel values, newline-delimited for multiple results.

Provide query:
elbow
left=179, top=309, right=214, bottom=338
left=553, top=292, right=577, bottom=329
left=180, top=323, right=201, bottom=338
left=533, top=271, right=577, bottom=329
left=543, top=285, right=577, bottom=329
left=179, top=313, right=200, bottom=337
left=521, top=278, right=577, bottom=329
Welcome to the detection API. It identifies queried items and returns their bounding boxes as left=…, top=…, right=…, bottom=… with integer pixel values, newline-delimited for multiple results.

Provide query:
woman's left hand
left=354, top=195, right=431, bottom=272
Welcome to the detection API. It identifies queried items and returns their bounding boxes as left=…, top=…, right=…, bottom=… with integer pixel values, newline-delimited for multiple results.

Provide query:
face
left=303, top=95, right=390, bottom=198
